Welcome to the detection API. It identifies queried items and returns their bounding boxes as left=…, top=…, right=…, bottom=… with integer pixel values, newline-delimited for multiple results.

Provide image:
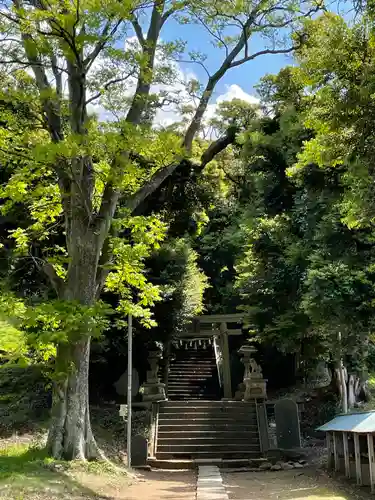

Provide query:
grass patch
left=0, top=442, right=130, bottom=499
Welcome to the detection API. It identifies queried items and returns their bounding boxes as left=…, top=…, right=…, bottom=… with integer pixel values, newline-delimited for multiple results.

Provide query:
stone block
left=131, top=434, right=148, bottom=467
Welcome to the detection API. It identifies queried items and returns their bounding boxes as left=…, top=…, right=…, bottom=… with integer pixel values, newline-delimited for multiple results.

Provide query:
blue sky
left=125, top=3, right=351, bottom=126
left=160, top=17, right=298, bottom=102
left=156, top=2, right=351, bottom=102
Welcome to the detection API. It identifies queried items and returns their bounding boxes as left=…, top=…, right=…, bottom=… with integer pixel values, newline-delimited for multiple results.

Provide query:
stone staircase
left=167, top=346, right=220, bottom=400
left=153, top=400, right=261, bottom=463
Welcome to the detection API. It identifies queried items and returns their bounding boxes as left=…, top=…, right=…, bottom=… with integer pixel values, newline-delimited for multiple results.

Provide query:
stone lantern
left=237, top=343, right=267, bottom=401
left=141, top=350, right=166, bottom=402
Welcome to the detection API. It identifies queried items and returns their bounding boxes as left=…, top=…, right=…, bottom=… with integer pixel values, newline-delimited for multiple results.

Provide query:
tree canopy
left=5, top=0, right=375, bottom=460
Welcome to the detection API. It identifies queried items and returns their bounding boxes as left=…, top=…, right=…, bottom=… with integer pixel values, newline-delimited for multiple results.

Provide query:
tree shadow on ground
left=0, top=447, right=117, bottom=499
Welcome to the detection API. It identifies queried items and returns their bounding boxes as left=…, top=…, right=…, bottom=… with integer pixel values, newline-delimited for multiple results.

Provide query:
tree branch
left=95, top=233, right=113, bottom=297
left=123, top=126, right=239, bottom=213
left=161, top=0, right=189, bottom=25
left=229, top=46, right=297, bottom=69
left=42, top=262, right=65, bottom=296
left=200, top=127, right=238, bottom=167
left=30, top=256, right=65, bottom=296
left=85, top=70, right=137, bottom=105
left=130, top=15, right=145, bottom=46
left=84, top=19, right=123, bottom=70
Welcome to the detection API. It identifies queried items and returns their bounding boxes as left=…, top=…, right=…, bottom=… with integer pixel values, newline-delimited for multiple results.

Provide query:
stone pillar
left=220, top=321, right=232, bottom=400
left=141, top=350, right=166, bottom=402
left=238, top=343, right=267, bottom=401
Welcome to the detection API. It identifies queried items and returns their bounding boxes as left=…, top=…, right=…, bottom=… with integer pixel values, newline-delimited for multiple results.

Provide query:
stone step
left=158, top=415, right=257, bottom=423
left=169, top=368, right=214, bottom=372
left=158, top=417, right=257, bottom=425
left=167, top=382, right=212, bottom=386
left=160, top=401, right=255, bottom=407
left=158, top=424, right=258, bottom=432
left=157, top=443, right=260, bottom=452
left=155, top=450, right=261, bottom=459
left=168, top=390, right=217, bottom=401
left=158, top=430, right=259, bottom=439
left=158, top=407, right=257, bottom=415
left=147, top=458, right=196, bottom=469
left=171, top=365, right=215, bottom=368
left=171, top=363, right=214, bottom=366
left=169, top=372, right=214, bottom=375
left=170, top=360, right=214, bottom=364
left=147, top=457, right=267, bottom=469
left=157, top=437, right=259, bottom=446
left=167, top=388, right=213, bottom=392
left=172, top=360, right=214, bottom=363
left=168, top=385, right=214, bottom=394
left=169, top=366, right=214, bottom=370
left=168, top=398, right=218, bottom=402
left=168, top=372, right=214, bottom=376
left=158, top=410, right=257, bottom=417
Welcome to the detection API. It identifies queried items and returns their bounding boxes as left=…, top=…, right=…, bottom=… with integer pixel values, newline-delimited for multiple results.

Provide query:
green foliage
left=225, top=57, right=375, bottom=375
left=146, top=238, right=208, bottom=342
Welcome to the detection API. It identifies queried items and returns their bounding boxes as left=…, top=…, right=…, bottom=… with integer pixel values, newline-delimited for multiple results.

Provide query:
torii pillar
left=220, top=321, right=232, bottom=399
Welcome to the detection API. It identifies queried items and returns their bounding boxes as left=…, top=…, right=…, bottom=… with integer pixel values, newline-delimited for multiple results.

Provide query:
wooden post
left=327, top=432, right=333, bottom=469
left=354, top=433, right=362, bottom=486
left=333, top=432, right=340, bottom=472
left=367, top=433, right=375, bottom=494
left=220, top=322, right=232, bottom=399
left=343, top=432, right=350, bottom=478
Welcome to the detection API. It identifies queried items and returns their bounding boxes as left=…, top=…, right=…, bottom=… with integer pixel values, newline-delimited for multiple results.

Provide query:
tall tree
left=0, top=0, right=323, bottom=459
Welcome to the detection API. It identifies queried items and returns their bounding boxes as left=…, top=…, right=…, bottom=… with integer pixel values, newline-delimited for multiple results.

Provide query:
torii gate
left=180, top=313, right=244, bottom=399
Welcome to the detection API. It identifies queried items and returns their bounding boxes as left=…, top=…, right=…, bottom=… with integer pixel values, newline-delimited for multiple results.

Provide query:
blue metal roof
left=318, top=411, right=375, bottom=433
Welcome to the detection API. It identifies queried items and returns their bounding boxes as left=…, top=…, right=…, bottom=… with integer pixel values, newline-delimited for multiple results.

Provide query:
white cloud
left=154, top=83, right=259, bottom=130
left=205, top=84, right=259, bottom=124
left=86, top=35, right=260, bottom=132
left=217, top=84, right=259, bottom=106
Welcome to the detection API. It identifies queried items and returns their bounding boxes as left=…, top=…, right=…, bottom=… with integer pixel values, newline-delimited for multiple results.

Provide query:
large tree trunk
left=335, top=362, right=348, bottom=413
left=348, top=374, right=356, bottom=409
left=47, top=229, right=103, bottom=460
left=47, top=339, right=100, bottom=460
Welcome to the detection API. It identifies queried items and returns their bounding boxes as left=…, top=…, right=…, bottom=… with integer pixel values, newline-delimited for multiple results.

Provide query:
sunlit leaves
left=105, top=216, right=167, bottom=327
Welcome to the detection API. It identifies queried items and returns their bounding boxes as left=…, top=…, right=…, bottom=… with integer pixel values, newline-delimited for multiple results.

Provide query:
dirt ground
left=124, top=470, right=197, bottom=500
left=222, top=468, right=373, bottom=500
